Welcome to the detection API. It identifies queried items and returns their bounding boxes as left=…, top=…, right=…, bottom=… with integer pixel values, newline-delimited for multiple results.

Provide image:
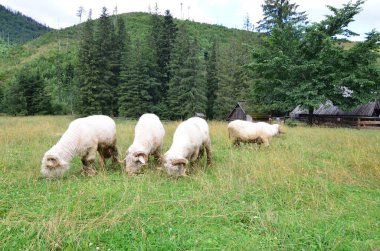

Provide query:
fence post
left=357, top=118, right=360, bottom=130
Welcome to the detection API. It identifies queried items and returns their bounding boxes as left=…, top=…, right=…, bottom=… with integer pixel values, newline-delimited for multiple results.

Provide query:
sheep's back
left=68, top=115, right=116, bottom=147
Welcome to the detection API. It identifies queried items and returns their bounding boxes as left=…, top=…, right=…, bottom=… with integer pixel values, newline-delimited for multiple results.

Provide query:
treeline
left=248, top=0, right=380, bottom=121
left=0, top=4, right=52, bottom=43
left=76, top=7, right=252, bottom=120
left=1, top=0, right=379, bottom=120
left=1, top=7, right=252, bottom=120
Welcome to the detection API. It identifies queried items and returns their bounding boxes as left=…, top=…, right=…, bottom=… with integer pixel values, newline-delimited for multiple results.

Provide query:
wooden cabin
left=226, top=102, right=253, bottom=122
left=226, top=101, right=276, bottom=122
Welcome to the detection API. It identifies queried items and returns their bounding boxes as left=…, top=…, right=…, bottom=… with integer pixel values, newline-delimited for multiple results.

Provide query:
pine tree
left=4, top=75, right=27, bottom=115
left=4, top=66, right=52, bottom=115
left=118, top=38, right=153, bottom=118
left=213, top=38, right=251, bottom=120
left=160, top=10, right=177, bottom=97
left=111, top=16, right=127, bottom=116
left=94, top=7, right=116, bottom=115
left=167, top=24, right=206, bottom=120
left=147, top=4, right=163, bottom=106
left=243, top=13, right=254, bottom=31
left=256, top=0, right=307, bottom=33
left=205, top=40, right=218, bottom=119
left=147, top=8, right=178, bottom=117
left=77, top=7, right=119, bottom=116
left=77, top=12, right=101, bottom=115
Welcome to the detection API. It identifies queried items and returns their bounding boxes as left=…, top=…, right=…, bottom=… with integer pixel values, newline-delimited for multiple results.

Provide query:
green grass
left=1, top=116, right=379, bottom=250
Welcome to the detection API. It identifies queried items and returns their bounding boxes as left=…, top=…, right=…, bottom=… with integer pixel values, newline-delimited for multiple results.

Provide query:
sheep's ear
left=47, top=156, right=59, bottom=167
left=138, top=155, right=146, bottom=165
left=171, top=158, right=188, bottom=166
left=135, top=152, right=148, bottom=164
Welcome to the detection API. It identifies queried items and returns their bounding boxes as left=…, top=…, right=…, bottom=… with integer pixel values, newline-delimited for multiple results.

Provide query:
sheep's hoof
left=81, top=166, right=97, bottom=176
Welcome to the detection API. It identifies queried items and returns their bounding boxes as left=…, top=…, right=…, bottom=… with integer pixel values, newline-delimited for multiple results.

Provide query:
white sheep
left=255, top=121, right=283, bottom=137
left=228, top=120, right=280, bottom=146
left=163, top=117, right=211, bottom=177
left=41, top=115, right=119, bottom=178
left=124, top=113, right=165, bottom=174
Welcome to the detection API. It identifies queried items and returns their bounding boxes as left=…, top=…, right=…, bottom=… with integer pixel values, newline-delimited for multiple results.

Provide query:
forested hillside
left=0, top=10, right=260, bottom=119
left=0, top=4, right=52, bottom=43
left=0, top=1, right=379, bottom=120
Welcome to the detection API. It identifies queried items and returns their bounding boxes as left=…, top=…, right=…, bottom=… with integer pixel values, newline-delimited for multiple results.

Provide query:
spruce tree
left=147, top=8, right=177, bottom=117
left=77, top=12, right=101, bottom=115
left=118, top=38, right=153, bottom=118
left=148, top=4, right=163, bottom=106
left=167, top=24, right=206, bottom=120
left=257, top=0, right=307, bottom=33
left=213, top=38, right=251, bottom=120
left=111, top=16, right=127, bottom=116
left=160, top=10, right=177, bottom=97
left=5, top=74, right=27, bottom=115
left=5, top=66, right=52, bottom=115
left=213, top=43, right=235, bottom=120
left=205, top=40, right=218, bottom=119
left=94, top=7, right=115, bottom=115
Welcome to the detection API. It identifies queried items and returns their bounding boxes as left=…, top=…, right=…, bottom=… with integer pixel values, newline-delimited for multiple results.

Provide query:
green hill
left=0, top=4, right=53, bottom=44
left=0, top=12, right=258, bottom=78
left=0, top=12, right=259, bottom=116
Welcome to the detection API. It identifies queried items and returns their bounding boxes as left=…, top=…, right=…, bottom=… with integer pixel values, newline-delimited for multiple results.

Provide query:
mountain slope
left=0, top=4, right=53, bottom=43
left=0, top=12, right=259, bottom=83
left=0, top=11, right=260, bottom=116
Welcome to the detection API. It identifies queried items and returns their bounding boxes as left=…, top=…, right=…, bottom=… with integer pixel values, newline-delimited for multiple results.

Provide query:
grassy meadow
left=0, top=116, right=379, bottom=250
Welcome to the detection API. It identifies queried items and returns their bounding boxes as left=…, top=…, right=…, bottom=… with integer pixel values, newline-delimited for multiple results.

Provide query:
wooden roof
left=342, top=101, right=380, bottom=116
left=291, top=101, right=380, bottom=117
left=226, top=101, right=250, bottom=120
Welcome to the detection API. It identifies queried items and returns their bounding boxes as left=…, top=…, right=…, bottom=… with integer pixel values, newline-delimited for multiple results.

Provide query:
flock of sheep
left=41, top=114, right=283, bottom=178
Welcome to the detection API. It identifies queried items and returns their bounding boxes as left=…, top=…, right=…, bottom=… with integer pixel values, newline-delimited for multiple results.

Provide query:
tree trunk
left=308, top=107, right=314, bottom=125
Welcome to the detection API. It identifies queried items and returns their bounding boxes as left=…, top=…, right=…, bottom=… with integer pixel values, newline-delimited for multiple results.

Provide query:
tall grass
left=0, top=116, right=379, bottom=250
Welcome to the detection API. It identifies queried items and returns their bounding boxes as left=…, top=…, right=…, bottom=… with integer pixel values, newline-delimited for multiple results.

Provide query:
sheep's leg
left=153, top=149, right=161, bottom=164
left=205, top=140, right=212, bottom=165
left=191, top=147, right=200, bottom=162
left=81, top=147, right=97, bottom=176
left=262, top=136, right=270, bottom=147
left=97, top=146, right=106, bottom=170
left=109, top=140, right=119, bottom=164
left=198, top=147, right=204, bottom=160
left=233, top=139, right=240, bottom=147
left=104, top=145, right=119, bottom=165
left=81, top=158, right=97, bottom=176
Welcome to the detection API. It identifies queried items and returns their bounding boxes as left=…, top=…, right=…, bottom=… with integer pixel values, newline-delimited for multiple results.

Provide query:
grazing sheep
left=41, top=115, right=119, bottom=178
left=163, top=117, right=211, bottom=177
left=124, top=113, right=165, bottom=174
left=228, top=120, right=279, bottom=146
left=255, top=122, right=283, bottom=137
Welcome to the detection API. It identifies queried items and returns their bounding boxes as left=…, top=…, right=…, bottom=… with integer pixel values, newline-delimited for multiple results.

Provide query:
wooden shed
left=226, top=102, right=253, bottom=122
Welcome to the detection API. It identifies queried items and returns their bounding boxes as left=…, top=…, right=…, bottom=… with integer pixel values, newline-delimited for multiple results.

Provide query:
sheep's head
left=278, top=124, right=285, bottom=134
left=41, top=152, right=69, bottom=178
left=124, top=151, right=148, bottom=174
left=163, top=158, right=188, bottom=177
